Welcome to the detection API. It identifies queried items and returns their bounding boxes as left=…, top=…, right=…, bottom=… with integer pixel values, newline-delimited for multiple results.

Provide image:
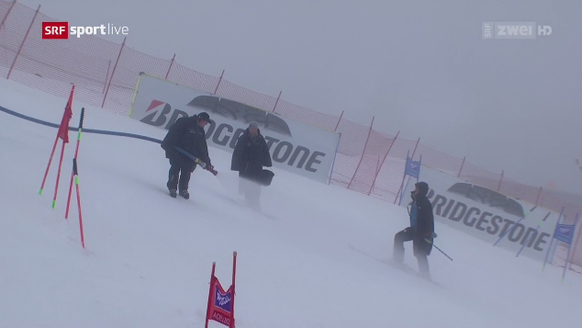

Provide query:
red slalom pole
left=44, top=84, right=74, bottom=202
left=39, top=134, right=60, bottom=195
left=205, top=262, right=216, bottom=328
left=230, top=251, right=237, bottom=328
left=72, top=158, right=85, bottom=248
left=52, top=140, right=67, bottom=209
left=65, top=107, right=85, bottom=219
left=65, top=173, right=74, bottom=218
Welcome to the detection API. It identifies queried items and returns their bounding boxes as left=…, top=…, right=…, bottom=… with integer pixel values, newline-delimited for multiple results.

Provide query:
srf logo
left=42, top=22, right=68, bottom=39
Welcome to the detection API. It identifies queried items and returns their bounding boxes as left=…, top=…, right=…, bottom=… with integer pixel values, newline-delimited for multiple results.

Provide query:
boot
left=179, top=190, right=189, bottom=199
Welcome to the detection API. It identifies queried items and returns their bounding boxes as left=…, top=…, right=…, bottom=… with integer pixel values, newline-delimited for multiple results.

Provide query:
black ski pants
left=167, top=155, right=196, bottom=192
left=393, top=227, right=430, bottom=275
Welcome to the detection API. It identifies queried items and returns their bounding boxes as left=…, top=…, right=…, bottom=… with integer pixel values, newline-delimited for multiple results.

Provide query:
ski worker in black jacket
left=161, top=112, right=213, bottom=199
left=230, top=121, right=272, bottom=208
left=393, top=181, right=436, bottom=278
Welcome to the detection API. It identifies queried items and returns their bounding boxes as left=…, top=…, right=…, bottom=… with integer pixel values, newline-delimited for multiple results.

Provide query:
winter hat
left=248, top=121, right=259, bottom=129
left=415, top=182, right=429, bottom=196
left=197, top=112, right=210, bottom=122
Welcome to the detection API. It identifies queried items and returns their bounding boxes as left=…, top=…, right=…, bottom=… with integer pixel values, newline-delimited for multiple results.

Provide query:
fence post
left=102, top=59, right=111, bottom=94
left=568, top=220, right=582, bottom=271
left=497, top=170, right=504, bottom=192
left=368, top=131, right=399, bottom=196
left=334, top=110, right=344, bottom=132
left=7, top=4, right=40, bottom=80
left=347, top=116, right=375, bottom=190
left=165, top=53, right=176, bottom=79
left=376, top=155, right=380, bottom=176
left=410, top=137, right=420, bottom=160
left=457, top=156, right=466, bottom=178
left=101, top=36, right=126, bottom=108
left=272, top=90, right=282, bottom=112
left=394, top=150, right=410, bottom=205
left=213, top=69, right=225, bottom=95
left=535, top=186, right=543, bottom=205
left=0, top=0, right=16, bottom=33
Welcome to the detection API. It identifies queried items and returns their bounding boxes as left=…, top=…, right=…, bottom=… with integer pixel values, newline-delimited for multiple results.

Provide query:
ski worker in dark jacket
left=393, top=181, right=436, bottom=278
left=230, top=121, right=272, bottom=208
left=161, top=112, right=213, bottom=199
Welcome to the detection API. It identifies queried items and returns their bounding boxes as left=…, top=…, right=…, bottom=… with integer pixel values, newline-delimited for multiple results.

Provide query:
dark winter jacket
left=231, top=128, right=272, bottom=179
left=410, top=182, right=435, bottom=256
left=161, top=115, right=211, bottom=166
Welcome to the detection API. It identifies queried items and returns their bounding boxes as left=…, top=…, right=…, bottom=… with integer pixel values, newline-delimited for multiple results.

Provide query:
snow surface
left=1, top=77, right=582, bottom=328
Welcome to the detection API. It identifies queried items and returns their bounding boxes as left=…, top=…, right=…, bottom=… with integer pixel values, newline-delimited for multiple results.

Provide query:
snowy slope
left=1, top=78, right=582, bottom=328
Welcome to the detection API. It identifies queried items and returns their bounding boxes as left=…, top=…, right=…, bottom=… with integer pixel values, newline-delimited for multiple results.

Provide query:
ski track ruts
left=348, top=244, right=444, bottom=288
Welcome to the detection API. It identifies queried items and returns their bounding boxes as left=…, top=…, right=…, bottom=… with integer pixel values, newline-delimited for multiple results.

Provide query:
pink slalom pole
left=46, top=85, right=74, bottom=200
left=76, top=176, right=85, bottom=248
left=65, top=108, right=85, bottom=219
left=230, top=251, right=237, bottom=328
left=51, top=140, right=66, bottom=209
left=39, top=135, right=59, bottom=195
left=65, top=171, right=75, bottom=218
left=71, top=158, right=85, bottom=248
left=205, top=262, right=216, bottom=328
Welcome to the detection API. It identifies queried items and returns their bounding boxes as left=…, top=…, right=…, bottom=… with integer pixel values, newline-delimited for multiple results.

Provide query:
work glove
left=424, top=232, right=437, bottom=244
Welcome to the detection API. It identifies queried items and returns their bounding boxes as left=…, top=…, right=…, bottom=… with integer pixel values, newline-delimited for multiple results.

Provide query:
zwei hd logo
left=482, top=22, right=552, bottom=39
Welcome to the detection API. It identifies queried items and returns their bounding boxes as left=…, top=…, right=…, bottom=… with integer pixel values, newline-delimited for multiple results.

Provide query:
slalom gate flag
left=556, top=216, right=579, bottom=281
left=397, top=153, right=422, bottom=205
left=207, top=276, right=235, bottom=327
left=405, top=156, right=421, bottom=179
left=39, top=85, right=75, bottom=198
left=205, top=252, right=237, bottom=328
left=554, top=223, right=576, bottom=245
left=57, top=86, right=74, bottom=143
left=542, top=212, right=579, bottom=282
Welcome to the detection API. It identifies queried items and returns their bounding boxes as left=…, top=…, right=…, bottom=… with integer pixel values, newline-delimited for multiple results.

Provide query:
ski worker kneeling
left=230, top=121, right=273, bottom=209
left=393, top=181, right=436, bottom=278
left=161, top=112, right=213, bottom=199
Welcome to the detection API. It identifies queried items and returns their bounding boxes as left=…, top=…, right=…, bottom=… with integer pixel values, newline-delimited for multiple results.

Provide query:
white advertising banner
left=129, top=73, right=341, bottom=184
left=400, top=166, right=561, bottom=262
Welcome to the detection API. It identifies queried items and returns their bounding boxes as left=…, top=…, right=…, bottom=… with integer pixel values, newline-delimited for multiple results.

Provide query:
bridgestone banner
left=401, top=166, right=561, bottom=262
left=129, top=73, right=341, bottom=184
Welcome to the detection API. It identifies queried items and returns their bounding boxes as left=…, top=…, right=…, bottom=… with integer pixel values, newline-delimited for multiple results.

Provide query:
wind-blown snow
left=1, top=78, right=581, bottom=328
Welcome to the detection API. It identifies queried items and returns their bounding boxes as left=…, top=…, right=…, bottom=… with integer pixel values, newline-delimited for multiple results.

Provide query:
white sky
left=13, top=0, right=582, bottom=195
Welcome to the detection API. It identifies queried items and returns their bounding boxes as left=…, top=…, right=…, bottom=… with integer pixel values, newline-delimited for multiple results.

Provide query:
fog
left=17, top=0, right=582, bottom=195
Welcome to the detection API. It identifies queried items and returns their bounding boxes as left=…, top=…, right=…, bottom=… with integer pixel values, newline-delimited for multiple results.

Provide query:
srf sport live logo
left=42, top=22, right=129, bottom=39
